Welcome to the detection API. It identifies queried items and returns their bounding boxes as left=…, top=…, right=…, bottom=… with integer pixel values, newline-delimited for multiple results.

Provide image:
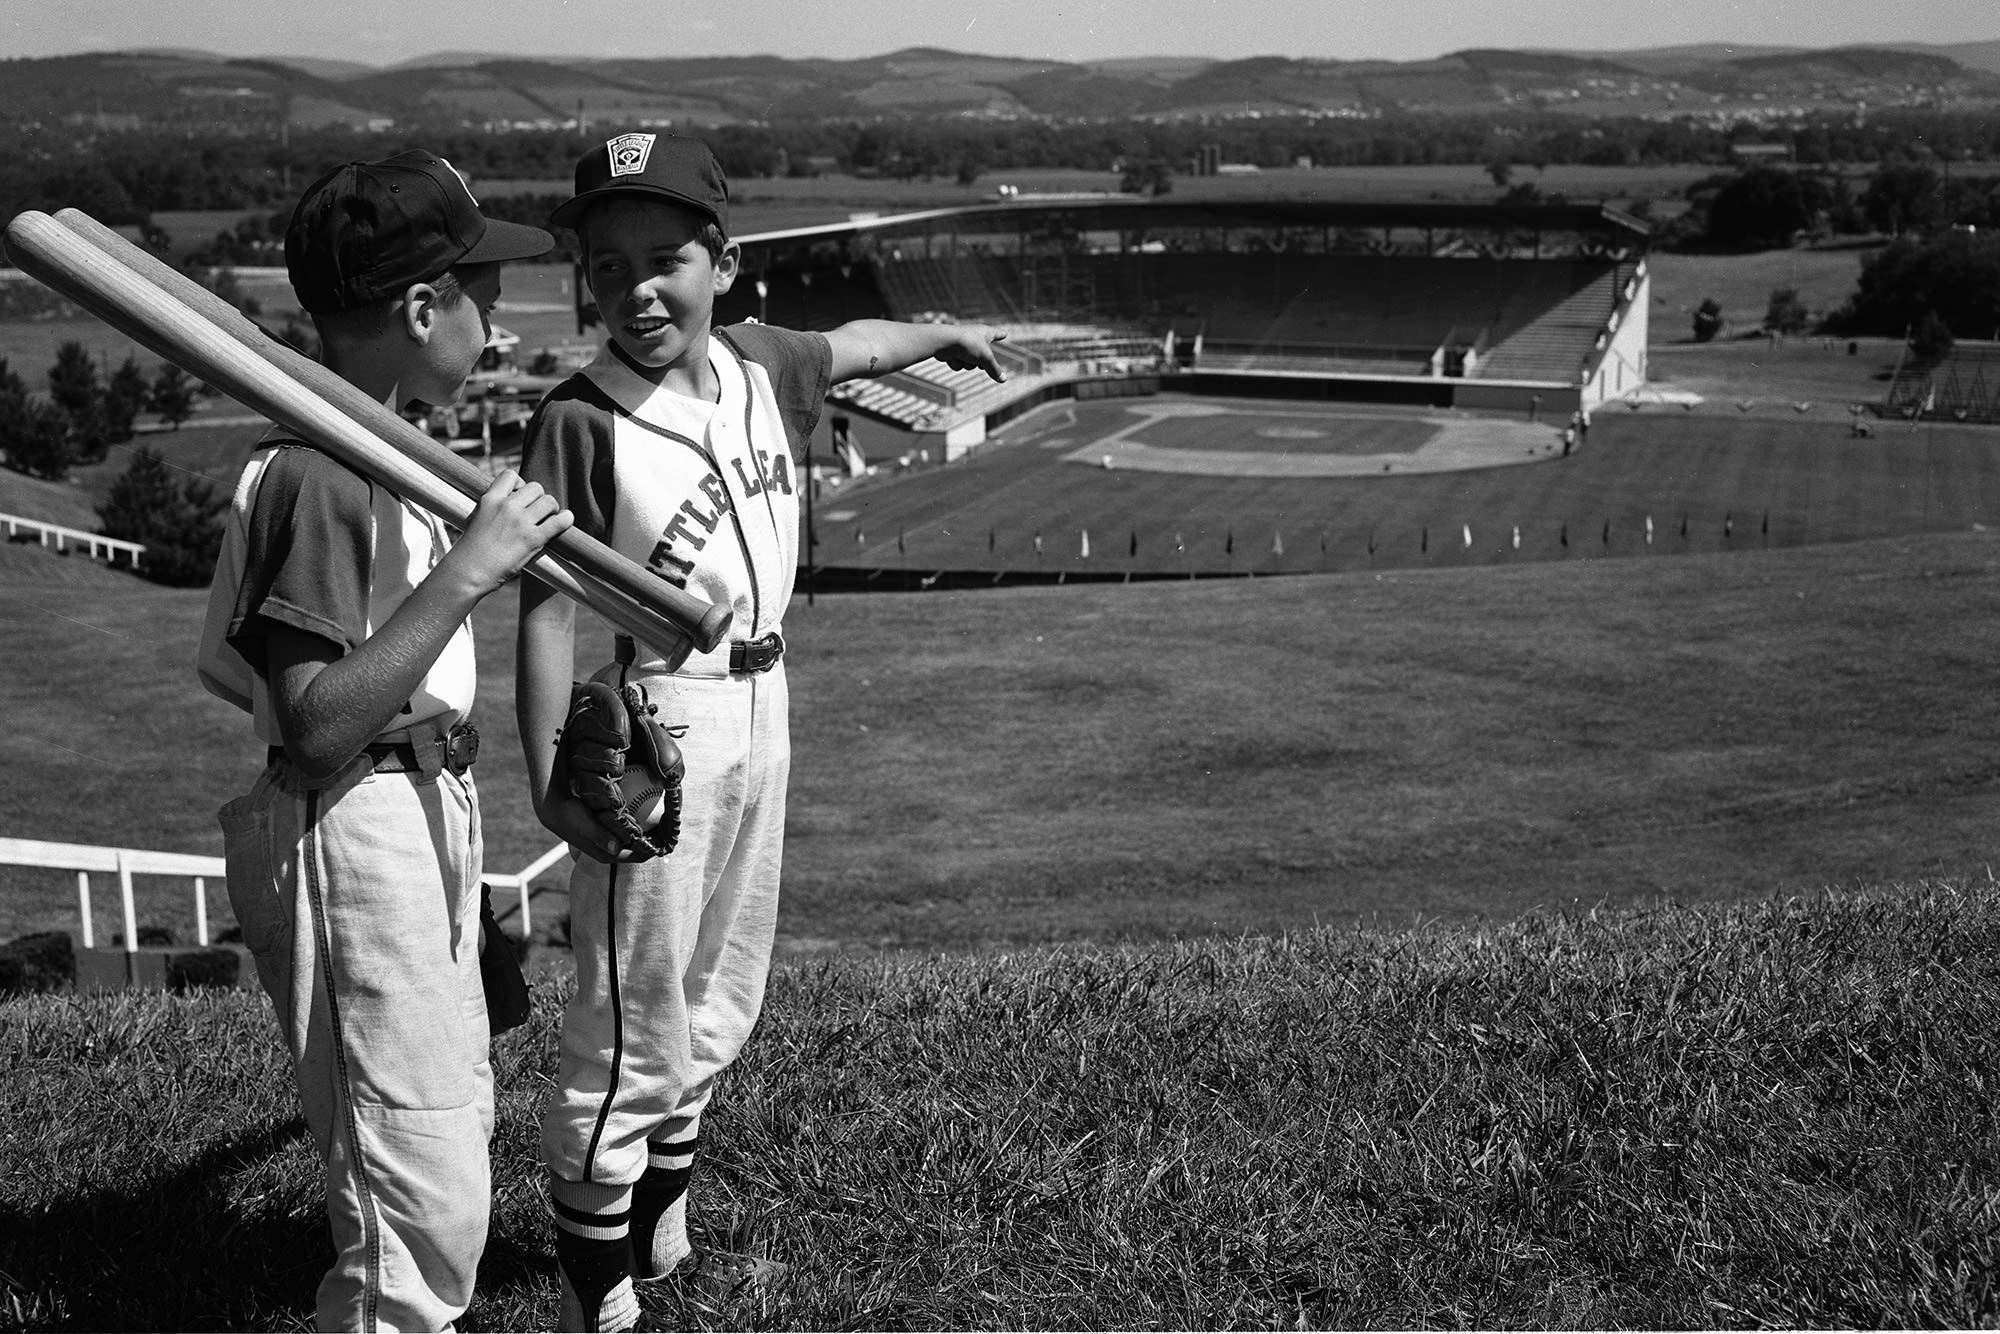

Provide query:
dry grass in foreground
left=3, top=879, right=1998, bottom=1330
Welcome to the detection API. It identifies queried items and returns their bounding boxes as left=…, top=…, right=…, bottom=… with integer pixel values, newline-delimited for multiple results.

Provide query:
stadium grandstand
left=667, top=197, right=1652, bottom=455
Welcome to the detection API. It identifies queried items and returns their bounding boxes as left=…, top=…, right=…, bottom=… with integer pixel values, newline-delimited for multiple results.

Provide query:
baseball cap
left=549, top=133, right=730, bottom=236
left=286, top=149, right=555, bottom=314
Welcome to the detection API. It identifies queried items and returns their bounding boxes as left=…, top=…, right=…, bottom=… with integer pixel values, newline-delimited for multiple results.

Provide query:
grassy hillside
left=7, top=526, right=2000, bottom=957
left=3, top=882, right=1995, bottom=1328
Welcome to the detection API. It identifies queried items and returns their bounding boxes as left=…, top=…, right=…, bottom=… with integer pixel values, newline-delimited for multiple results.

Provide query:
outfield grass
left=2, top=881, right=1995, bottom=1329
left=818, top=404, right=2000, bottom=576
left=8, top=526, right=2000, bottom=961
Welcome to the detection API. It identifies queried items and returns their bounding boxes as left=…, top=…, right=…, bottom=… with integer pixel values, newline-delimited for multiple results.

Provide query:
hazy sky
left=2, top=0, right=1995, bottom=66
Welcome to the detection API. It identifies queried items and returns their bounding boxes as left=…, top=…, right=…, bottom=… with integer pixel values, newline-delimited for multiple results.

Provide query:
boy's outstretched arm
left=269, top=469, right=571, bottom=781
left=823, top=320, right=1008, bottom=385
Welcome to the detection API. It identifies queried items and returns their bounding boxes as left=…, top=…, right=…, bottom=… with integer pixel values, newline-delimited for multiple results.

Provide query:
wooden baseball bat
left=48, top=208, right=731, bottom=655
left=5, top=209, right=730, bottom=659
left=2, top=209, right=719, bottom=660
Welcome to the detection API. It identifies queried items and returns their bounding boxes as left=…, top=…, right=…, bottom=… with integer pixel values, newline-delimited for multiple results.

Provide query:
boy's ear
left=712, top=242, right=740, bottom=297
left=400, top=283, right=440, bottom=344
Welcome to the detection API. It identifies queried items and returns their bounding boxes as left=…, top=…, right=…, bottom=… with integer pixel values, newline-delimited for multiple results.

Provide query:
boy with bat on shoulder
left=516, top=132, right=1006, bottom=1331
left=196, top=150, right=572, bottom=1332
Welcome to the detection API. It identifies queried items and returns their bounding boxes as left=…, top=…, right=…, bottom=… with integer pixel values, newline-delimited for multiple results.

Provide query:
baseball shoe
left=683, top=1250, right=790, bottom=1306
left=558, top=1269, right=639, bottom=1333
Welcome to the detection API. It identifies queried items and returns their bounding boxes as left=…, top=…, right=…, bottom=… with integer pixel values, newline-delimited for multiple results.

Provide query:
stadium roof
left=737, top=198, right=1651, bottom=250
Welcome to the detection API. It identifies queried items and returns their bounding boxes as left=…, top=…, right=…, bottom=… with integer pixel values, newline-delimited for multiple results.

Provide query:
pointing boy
left=517, top=133, right=1004, bottom=1330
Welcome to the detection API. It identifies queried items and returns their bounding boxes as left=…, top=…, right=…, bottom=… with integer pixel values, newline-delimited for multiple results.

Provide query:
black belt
left=614, top=631, right=785, bottom=674
left=267, top=721, right=479, bottom=780
left=730, top=631, right=785, bottom=674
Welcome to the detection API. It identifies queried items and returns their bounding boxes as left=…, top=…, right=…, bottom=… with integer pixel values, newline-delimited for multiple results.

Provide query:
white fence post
left=76, top=871, right=94, bottom=949
left=194, top=877, right=209, bottom=947
left=117, top=851, right=138, bottom=954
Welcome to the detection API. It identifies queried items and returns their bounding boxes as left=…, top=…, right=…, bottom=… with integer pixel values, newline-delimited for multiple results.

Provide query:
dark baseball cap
left=286, top=149, right=555, bottom=314
left=549, top=134, right=730, bottom=236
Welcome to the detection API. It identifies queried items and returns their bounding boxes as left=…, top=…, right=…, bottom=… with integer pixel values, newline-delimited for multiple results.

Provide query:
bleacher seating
left=1475, top=263, right=1630, bottom=381
left=872, top=256, right=1028, bottom=322
left=857, top=247, right=1637, bottom=400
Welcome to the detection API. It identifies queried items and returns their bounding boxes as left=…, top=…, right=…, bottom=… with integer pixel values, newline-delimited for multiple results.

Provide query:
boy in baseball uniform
left=517, top=132, right=1004, bottom=1331
left=198, top=150, right=572, bottom=1332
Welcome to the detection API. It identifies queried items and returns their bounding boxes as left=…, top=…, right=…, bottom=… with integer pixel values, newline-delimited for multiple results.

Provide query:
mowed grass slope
left=3, top=883, right=1995, bottom=1328
left=7, top=527, right=2000, bottom=952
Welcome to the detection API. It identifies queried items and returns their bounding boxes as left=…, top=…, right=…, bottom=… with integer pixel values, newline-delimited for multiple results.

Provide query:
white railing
left=0, top=836, right=572, bottom=952
left=1, top=513, right=144, bottom=569
left=483, top=843, right=573, bottom=935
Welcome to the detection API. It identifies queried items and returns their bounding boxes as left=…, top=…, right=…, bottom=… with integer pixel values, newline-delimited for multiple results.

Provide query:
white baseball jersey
left=522, top=325, right=829, bottom=670
left=196, top=439, right=476, bottom=745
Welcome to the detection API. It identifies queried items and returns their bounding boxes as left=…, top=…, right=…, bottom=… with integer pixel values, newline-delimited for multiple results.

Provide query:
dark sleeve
left=520, top=375, right=618, bottom=541
left=225, top=444, right=372, bottom=672
left=720, top=323, right=832, bottom=461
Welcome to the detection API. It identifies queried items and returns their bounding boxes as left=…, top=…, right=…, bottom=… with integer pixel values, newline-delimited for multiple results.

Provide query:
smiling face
left=580, top=197, right=738, bottom=380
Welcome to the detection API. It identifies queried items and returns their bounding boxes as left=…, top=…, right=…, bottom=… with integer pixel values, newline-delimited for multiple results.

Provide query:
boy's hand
left=536, top=791, right=636, bottom=864
left=937, top=328, right=1007, bottom=382
left=449, top=470, right=573, bottom=596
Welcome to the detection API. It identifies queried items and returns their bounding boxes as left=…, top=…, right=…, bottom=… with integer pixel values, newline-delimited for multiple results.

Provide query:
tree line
left=0, top=343, right=221, bottom=584
left=6, top=107, right=2000, bottom=226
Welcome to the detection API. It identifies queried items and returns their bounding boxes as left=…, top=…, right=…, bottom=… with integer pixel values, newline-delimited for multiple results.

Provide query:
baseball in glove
left=556, top=678, right=685, bottom=862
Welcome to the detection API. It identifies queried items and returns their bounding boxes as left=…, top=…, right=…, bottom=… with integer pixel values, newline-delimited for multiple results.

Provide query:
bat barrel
left=4, top=209, right=731, bottom=658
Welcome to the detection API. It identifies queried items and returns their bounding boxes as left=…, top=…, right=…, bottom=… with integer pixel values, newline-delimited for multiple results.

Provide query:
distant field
left=471, top=163, right=1723, bottom=234
left=1645, top=246, right=1876, bottom=338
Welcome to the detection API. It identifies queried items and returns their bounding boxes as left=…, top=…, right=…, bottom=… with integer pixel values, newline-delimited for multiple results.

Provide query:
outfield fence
left=0, top=836, right=573, bottom=952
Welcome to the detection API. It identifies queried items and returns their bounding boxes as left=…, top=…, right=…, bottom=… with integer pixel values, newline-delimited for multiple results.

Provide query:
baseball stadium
left=650, top=194, right=2000, bottom=592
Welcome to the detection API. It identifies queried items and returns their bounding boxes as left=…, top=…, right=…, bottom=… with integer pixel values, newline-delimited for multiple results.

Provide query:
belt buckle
left=445, top=721, right=480, bottom=776
left=740, top=631, right=784, bottom=674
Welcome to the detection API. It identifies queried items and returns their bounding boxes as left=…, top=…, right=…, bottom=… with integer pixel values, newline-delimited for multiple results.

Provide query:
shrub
left=1765, top=286, right=1812, bottom=335
left=1911, top=310, right=1955, bottom=365
left=1, top=393, right=77, bottom=479
left=148, top=363, right=196, bottom=431
left=1705, top=168, right=1826, bottom=249
left=104, top=355, right=148, bottom=444
left=1692, top=297, right=1724, bottom=343
left=95, top=446, right=226, bottom=586
left=0, top=932, right=74, bottom=996
left=1829, top=231, right=2000, bottom=341
left=47, top=340, right=109, bottom=463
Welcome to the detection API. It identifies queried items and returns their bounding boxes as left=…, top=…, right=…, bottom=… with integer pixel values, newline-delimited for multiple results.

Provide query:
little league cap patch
left=607, top=133, right=655, bottom=178
left=549, top=134, right=730, bottom=235
left=286, top=149, right=554, bottom=314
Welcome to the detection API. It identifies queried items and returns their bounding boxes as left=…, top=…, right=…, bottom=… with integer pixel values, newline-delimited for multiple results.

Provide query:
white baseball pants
left=541, top=663, right=790, bottom=1229
left=220, top=752, right=492, bottom=1332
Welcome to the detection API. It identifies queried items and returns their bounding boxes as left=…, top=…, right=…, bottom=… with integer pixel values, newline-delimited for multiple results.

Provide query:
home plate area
left=1061, top=400, right=1566, bottom=477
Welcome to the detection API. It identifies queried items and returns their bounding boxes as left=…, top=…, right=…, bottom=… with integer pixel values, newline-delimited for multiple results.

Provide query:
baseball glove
left=556, top=679, right=685, bottom=862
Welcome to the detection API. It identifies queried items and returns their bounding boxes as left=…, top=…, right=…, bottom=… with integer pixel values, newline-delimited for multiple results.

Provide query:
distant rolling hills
left=5, top=41, right=1997, bottom=132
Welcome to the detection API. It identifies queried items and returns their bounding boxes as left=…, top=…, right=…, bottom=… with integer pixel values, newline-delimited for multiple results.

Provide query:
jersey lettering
left=647, top=482, right=730, bottom=585
left=729, top=455, right=766, bottom=499
left=762, top=449, right=794, bottom=496
left=698, top=471, right=733, bottom=515
left=652, top=547, right=695, bottom=588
